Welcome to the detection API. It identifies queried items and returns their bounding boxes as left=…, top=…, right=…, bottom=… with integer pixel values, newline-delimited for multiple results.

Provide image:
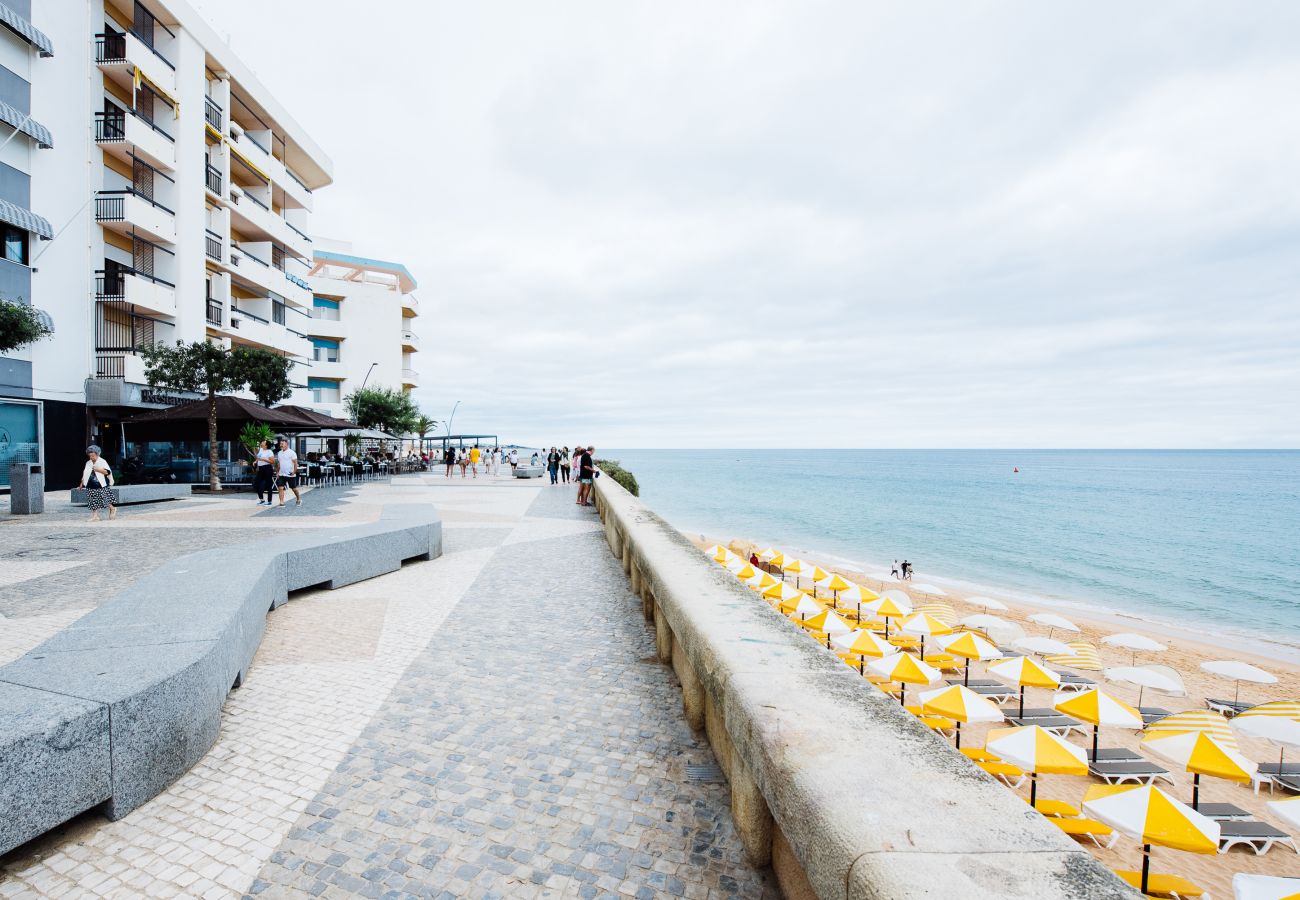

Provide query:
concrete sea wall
left=592, top=474, right=1133, bottom=900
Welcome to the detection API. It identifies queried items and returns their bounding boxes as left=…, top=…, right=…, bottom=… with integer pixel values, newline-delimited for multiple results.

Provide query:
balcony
left=206, top=297, right=224, bottom=327
left=205, top=163, right=223, bottom=197
left=226, top=305, right=313, bottom=359
left=95, top=109, right=175, bottom=172
left=96, top=268, right=177, bottom=319
left=95, top=190, right=176, bottom=244
left=228, top=190, right=310, bottom=260
left=401, top=294, right=419, bottom=317
left=204, top=97, right=223, bottom=133
left=401, top=368, right=419, bottom=387
left=401, top=329, right=420, bottom=351
left=228, top=244, right=284, bottom=297
left=304, top=311, right=346, bottom=340
left=205, top=229, right=224, bottom=263
left=95, top=30, right=175, bottom=95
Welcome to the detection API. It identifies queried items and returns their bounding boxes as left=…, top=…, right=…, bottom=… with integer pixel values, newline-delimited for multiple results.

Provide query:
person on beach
left=559, top=447, right=571, bottom=483
left=80, top=445, right=118, bottom=522
left=508, top=448, right=519, bottom=474
left=547, top=447, right=561, bottom=484
left=576, top=446, right=595, bottom=506
left=253, top=439, right=275, bottom=506
left=901, top=559, right=912, bottom=580
left=469, top=444, right=481, bottom=478
left=443, top=446, right=455, bottom=477
left=275, top=437, right=302, bottom=507
left=891, top=560, right=900, bottom=579
left=750, top=552, right=760, bottom=567
left=458, top=448, right=469, bottom=478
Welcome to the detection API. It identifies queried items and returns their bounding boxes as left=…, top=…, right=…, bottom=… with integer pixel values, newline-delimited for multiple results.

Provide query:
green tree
left=232, top=347, right=294, bottom=408
left=344, top=386, right=419, bottom=436
left=238, top=421, right=275, bottom=461
left=413, top=414, right=438, bottom=452
left=0, top=299, right=52, bottom=353
left=141, top=341, right=247, bottom=490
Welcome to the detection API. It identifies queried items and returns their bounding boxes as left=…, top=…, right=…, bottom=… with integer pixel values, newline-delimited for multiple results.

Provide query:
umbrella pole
left=1092, top=725, right=1099, bottom=760
left=1029, top=773, right=1037, bottom=808
left=963, top=663, right=970, bottom=686
left=1140, top=845, right=1151, bottom=895
left=899, top=687, right=906, bottom=706
left=1234, top=680, right=1240, bottom=707
left=1019, top=687, right=1025, bottom=718
left=1138, top=685, right=1144, bottom=708
left=955, top=721, right=962, bottom=749
left=1192, top=773, right=1200, bottom=809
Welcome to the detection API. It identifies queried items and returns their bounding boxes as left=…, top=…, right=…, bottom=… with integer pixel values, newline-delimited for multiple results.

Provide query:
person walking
left=253, top=439, right=275, bottom=506
left=443, top=445, right=455, bottom=477
left=79, top=445, right=118, bottom=522
left=559, top=447, right=571, bottom=484
left=547, top=447, right=561, bottom=484
left=275, top=436, right=302, bottom=506
left=576, top=445, right=595, bottom=506
left=508, top=448, right=519, bottom=475
left=901, top=559, right=912, bottom=581
left=891, top=559, right=900, bottom=580
left=469, top=444, right=481, bottom=478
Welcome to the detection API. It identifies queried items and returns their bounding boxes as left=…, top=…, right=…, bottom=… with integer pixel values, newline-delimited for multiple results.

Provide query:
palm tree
left=414, top=414, right=438, bottom=455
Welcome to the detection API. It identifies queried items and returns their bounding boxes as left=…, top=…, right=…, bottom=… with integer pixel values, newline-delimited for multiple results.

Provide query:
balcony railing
left=95, top=107, right=174, bottom=144
left=206, top=298, right=223, bottom=326
left=96, top=299, right=167, bottom=352
left=96, top=354, right=125, bottom=379
left=94, top=29, right=175, bottom=70
left=95, top=189, right=175, bottom=220
left=286, top=168, right=312, bottom=194
left=286, top=272, right=311, bottom=291
left=286, top=221, right=312, bottom=243
left=205, top=164, right=222, bottom=195
left=272, top=245, right=285, bottom=272
left=272, top=301, right=286, bottom=325
left=244, top=191, right=270, bottom=211
left=231, top=305, right=269, bottom=325
left=204, top=97, right=223, bottom=131
left=95, top=267, right=176, bottom=298
left=402, top=368, right=418, bottom=380
left=236, top=245, right=270, bottom=268
left=205, top=229, right=223, bottom=261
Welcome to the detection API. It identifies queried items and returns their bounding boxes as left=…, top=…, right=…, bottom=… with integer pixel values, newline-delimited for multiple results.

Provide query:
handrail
left=285, top=168, right=312, bottom=194
left=244, top=191, right=270, bottom=211
left=95, top=266, right=176, bottom=290
left=231, top=305, right=269, bottom=324
left=286, top=221, right=312, bottom=242
left=235, top=244, right=270, bottom=268
left=96, top=189, right=175, bottom=217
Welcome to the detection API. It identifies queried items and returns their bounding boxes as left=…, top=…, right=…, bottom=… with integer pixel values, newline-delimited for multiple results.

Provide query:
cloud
left=193, top=0, right=1300, bottom=447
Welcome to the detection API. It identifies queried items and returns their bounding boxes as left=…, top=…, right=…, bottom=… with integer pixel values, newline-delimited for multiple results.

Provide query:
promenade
left=0, top=475, right=774, bottom=899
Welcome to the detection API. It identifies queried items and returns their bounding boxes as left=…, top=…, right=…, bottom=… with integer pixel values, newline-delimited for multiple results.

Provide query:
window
left=312, top=296, right=340, bottom=321
left=311, top=338, right=339, bottom=363
left=308, top=377, right=340, bottom=404
left=3, top=226, right=28, bottom=265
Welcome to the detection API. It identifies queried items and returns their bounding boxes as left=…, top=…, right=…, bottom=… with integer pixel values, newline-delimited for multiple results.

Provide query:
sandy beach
left=691, top=532, right=1300, bottom=896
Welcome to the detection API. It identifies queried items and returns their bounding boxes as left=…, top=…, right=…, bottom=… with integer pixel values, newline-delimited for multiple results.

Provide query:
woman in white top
left=253, top=439, right=275, bottom=506
left=79, top=445, right=117, bottom=522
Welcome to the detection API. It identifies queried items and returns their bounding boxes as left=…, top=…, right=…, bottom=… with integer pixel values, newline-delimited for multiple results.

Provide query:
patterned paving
left=0, top=477, right=775, bottom=899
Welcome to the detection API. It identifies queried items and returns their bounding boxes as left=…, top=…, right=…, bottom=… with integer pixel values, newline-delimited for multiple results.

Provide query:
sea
left=603, top=450, right=1300, bottom=651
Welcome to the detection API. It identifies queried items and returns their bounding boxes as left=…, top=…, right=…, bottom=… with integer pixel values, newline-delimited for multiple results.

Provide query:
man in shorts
left=275, top=436, right=302, bottom=507
left=577, top=445, right=595, bottom=506
left=469, top=444, right=481, bottom=478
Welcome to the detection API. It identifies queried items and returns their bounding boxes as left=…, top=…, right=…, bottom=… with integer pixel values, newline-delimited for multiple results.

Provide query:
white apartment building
left=0, top=0, right=332, bottom=488
left=304, top=245, right=419, bottom=422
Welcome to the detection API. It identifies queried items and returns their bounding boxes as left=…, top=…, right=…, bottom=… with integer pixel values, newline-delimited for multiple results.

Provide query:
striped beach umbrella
left=1146, top=710, right=1237, bottom=747
left=757, top=547, right=779, bottom=562
left=782, top=558, right=815, bottom=588
left=733, top=564, right=758, bottom=581
left=835, top=583, right=880, bottom=618
left=813, top=569, right=853, bottom=600
left=934, top=631, right=1003, bottom=685
left=915, top=601, right=956, bottom=624
left=1046, top=641, right=1103, bottom=671
left=778, top=593, right=823, bottom=619
left=1082, top=784, right=1220, bottom=896
left=1142, top=730, right=1257, bottom=809
left=899, top=612, right=952, bottom=659
left=988, top=655, right=1061, bottom=716
left=766, top=551, right=786, bottom=570
left=762, top=581, right=805, bottom=603
left=831, top=630, right=895, bottom=669
left=862, top=596, right=912, bottom=637
left=746, top=571, right=780, bottom=591
left=796, top=608, right=853, bottom=647
left=706, top=544, right=734, bottom=564
left=1055, top=688, right=1143, bottom=758
left=868, top=652, right=942, bottom=705
left=1233, top=873, right=1300, bottom=900
left=1233, top=702, right=1300, bottom=773
left=986, top=724, right=1088, bottom=805
left=1268, top=796, right=1300, bottom=831
left=919, top=684, right=1005, bottom=748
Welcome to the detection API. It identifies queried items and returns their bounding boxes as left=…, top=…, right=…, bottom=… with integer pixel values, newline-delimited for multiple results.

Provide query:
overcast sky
left=193, top=1, right=1300, bottom=448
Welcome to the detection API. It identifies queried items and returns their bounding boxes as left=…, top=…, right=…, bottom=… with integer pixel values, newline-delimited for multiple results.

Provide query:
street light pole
left=446, top=400, right=461, bottom=437
left=360, top=362, right=378, bottom=389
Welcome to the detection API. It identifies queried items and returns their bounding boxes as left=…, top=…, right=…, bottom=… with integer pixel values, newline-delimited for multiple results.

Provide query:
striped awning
left=0, top=3, right=52, bottom=57
left=0, top=98, right=52, bottom=149
left=0, top=196, right=53, bottom=239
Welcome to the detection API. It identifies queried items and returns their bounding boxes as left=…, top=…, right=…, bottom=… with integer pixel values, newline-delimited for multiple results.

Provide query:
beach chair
left=1088, top=759, right=1175, bottom=786
left=1138, top=706, right=1173, bottom=725
left=1273, top=774, right=1300, bottom=793
left=922, top=653, right=960, bottom=671
left=1086, top=747, right=1143, bottom=763
left=959, top=747, right=1001, bottom=763
left=1205, top=697, right=1252, bottom=718
left=1252, top=765, right=1300, bottom=794
left=955, top=683, right=1015, bottom=703
left=918, top=716, right=956, bottom=736
left=1027, top=798, right=1082, bottom=818
left=953, top=678, right=1003, bottom=689
left=1054, top=673, right=1096, bottom=693
left=1006, top=714, right=1085, bottom=737
left=1114, top=870, right=1207, bottom=898
left=975, top=760, right=1026, bottom=789
left=1216, top=820, right=1298, bottom=855
left=1194, top=803, right=1251, bottom=820
left=1049, top=817, right=1118, bottom=849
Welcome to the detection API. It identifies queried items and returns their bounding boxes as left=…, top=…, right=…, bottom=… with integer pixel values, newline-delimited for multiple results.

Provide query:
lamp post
left=446, top=400, right=461, bottom=442
left=360, top=362, right=378, bottom=389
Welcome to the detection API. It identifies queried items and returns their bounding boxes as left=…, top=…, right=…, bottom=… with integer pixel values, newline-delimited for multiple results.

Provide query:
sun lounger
left=1028, top=798, right=1081, bottom=818
left=1256, top=762, right=1300, bottom=776
left=1138, top=706, right=1173, bottom=725
left=923, top=654, right=961, bottom=671
left=975, top=760, right=1026, bottom=788
left=1086, top=747, right=1143, bottom=762
left=918, top=716, right=956, bottom=735
left=1114, top=870, right=1207, bottom=898
left=1216, top=820, right=1298, bottom=855
left=1205, top=697, right=1253, bottom=717
left=1273, top=774, right=1300, bottom=794
left=1049, top=816, right=1117, bottom=849
left=1193, top=803, right=1251, bottom=820
left=1006, top=714, right=1085, bottom=737
left=1089, top=760, right=1175, bottom=786
left=996, top=648, right=1025, bottom=658
left=953, top=679, right=1003, bottom=688
left=1055, top=673, right=1096, bottom=692
left=959, top=685, right=1016, bottom=702
left=1003, top=707, right=1067, bottom=718
left=959, top=747, right=1001, bottom=763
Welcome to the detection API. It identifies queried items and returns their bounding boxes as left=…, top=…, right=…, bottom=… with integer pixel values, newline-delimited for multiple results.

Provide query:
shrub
left=594, top=458, right=639, bottom=496
left=0, top=299, right=52, bottom=353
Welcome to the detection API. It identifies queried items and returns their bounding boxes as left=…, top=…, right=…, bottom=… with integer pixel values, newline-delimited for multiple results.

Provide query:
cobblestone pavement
left=0, top=475, right=775, bottom=899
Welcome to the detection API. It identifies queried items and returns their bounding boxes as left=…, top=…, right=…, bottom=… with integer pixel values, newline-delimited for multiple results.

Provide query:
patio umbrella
left=757, top=547, right=779, bottom=561
left=733, top=564, right=759, bottom=581
left=782, top=558, right=815, bottom=588
left=1102, top=632, right=1169, bottom=665
left=1028, top=612, right=1079, bottom=637
left=813, top=569, right=853, bottom=601
left=797, top=608, right=853, bottom=647
left=1142, top=730, right=1257, bottom=809
left=767, top=551, right=786, bottom=571
left=762, top=582, right=805, bottom=604
left=778, top=594, right=823, bottom=619
left=862, top=596, right=912, bottom=638
left=1046, top=641, right=1103, bottom=671
left=1233, top=874, right=1300, bottom=900
left=831, top=630, right=895, bottom=672
left=1082, top=784, right=1220, bottom=896
left=880, top=588, right=911, bottom=605
left=965, top=596, right=1009, bottom=611
left=914, top=601, right=956, bottom=623
left=1145, top=710, right=1237, bottom=746
left=1104, top=666, right=1185, bottom=708
left=1014, top=636, right=1074, bottom=657
left=869, top=653, right=942, bottom=705
left=1200, top=660, right=1278, bottom=707
left=898, top=612, right=953, bottom=659
left=934, top=631, right=1004, bottom=685
left=961, top=614, right=1011, bottom=632
left=1232, top=702, right=1300, bottom=775
left=706, top=544, right=734, bottom=564
left=746, top=571, right=780, bottom=592
left=836, top=583, right=879, bottom=618
left=988, top=655, right=1061, bottom=716
left=1054, top=688, right=1144, bottom=759
left=986, top=724, right=1087, bottom=805
left=919, top=683, right=1005, bottom=748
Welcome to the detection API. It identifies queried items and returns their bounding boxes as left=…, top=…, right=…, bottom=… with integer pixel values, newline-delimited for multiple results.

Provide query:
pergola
left=429, top=434, right=499, bottom=451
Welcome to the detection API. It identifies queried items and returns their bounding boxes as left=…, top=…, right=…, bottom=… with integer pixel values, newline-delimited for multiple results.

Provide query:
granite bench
left=70, top=483, right=192, bottom=505
left=513, top=465, right=545, bottom=479
left=0, top=502, right=442, bottom=856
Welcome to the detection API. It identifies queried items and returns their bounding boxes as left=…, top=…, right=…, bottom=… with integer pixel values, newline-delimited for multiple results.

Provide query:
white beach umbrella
left=1233, top=874, right=1300, bottom=900
left=910, top=583, right=947, bottom=596
left=1105, top=666, right=1186, bottom=707
left=1232, top=703, right=1300, bottom=773
left=965, top=596, right=1009, bottom=611
left=960, top=613, right=1011, bottom=631
left=1014, top=636, right=1074, bottom=657
left=1103, top=633, right=1168, bottom=652
left=1028, top=612, right=1080, bottom=636
left=880, top=588, right=911, bottom=605
left=1266, top=797, right=1300, bottom=832
left=724, top=556, right=748, bottom=574
left=1200, top=660, right=1278, bottom=706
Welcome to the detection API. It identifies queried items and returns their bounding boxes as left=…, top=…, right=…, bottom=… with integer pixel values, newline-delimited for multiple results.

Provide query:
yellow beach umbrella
left=862, top=596, right=912, bottom=637
left=746, top=571, right=780, bottom=591
left=734, top=564, right=758, bottom=580
left=834, top=583, right=880, bottom=617
left=898, top=612, right=952, bottom=658
left=814, top=570, right=853, bottom=601
left=988, top=655, right=1061, bottom=716
left=868, top=652, right=942, bottom=705
left=757, top=547, right=779, bottom=562
left=778, top=593, right=823, bottom=618
left=766, top=551, right=786, bottom=569
left=915, top=601, right=956, bottom=624
left=782, top=558, right=815, bottom=589
left=986, top=724, right=1088, bottom=805
left=935, top=631, right=1004, bottom=685
left=797, top=609, right=853, bottom=647
left=1045, top=640, right=1103, bottom=671
left=1082, top=784, right=1220, bottom=896
left=1055, top=688, right=1143, bottom=759
left=1142, top=730, right=1257, bottom=809
left=831, top=629, right=895, bottom=662
left=705, top=544, right=732, bottom=563
left=762, top=581, right=805, bottom=603
left=1145, top=710, right=1237, bottom=747
left=919, top=683, right=1005, bottom=748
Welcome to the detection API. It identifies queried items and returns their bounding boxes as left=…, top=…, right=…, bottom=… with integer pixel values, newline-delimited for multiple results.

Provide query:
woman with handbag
left=79, top=445, right=118, bottom=522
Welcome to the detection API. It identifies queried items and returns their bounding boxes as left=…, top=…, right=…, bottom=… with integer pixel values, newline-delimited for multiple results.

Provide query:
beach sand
left=690, top=533, right=1300, bottom=896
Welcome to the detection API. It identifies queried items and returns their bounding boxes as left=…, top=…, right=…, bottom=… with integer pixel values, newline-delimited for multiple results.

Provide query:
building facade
left=305, top=245, right=419, bottom=422
left=1, top=0, right=333, bottom=489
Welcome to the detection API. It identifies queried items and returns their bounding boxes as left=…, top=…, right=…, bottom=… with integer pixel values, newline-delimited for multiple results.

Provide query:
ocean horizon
left=602, top=449, right=1300, bottom=649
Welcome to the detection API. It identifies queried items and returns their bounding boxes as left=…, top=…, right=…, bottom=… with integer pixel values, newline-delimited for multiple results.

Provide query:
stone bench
left=513, top=465, right=545, bottom=479
left=0, top=502, right=442, bottom=856
left=70, top=483, right=192, bottom=505
left=592, top=476, right=1130, bottom=900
